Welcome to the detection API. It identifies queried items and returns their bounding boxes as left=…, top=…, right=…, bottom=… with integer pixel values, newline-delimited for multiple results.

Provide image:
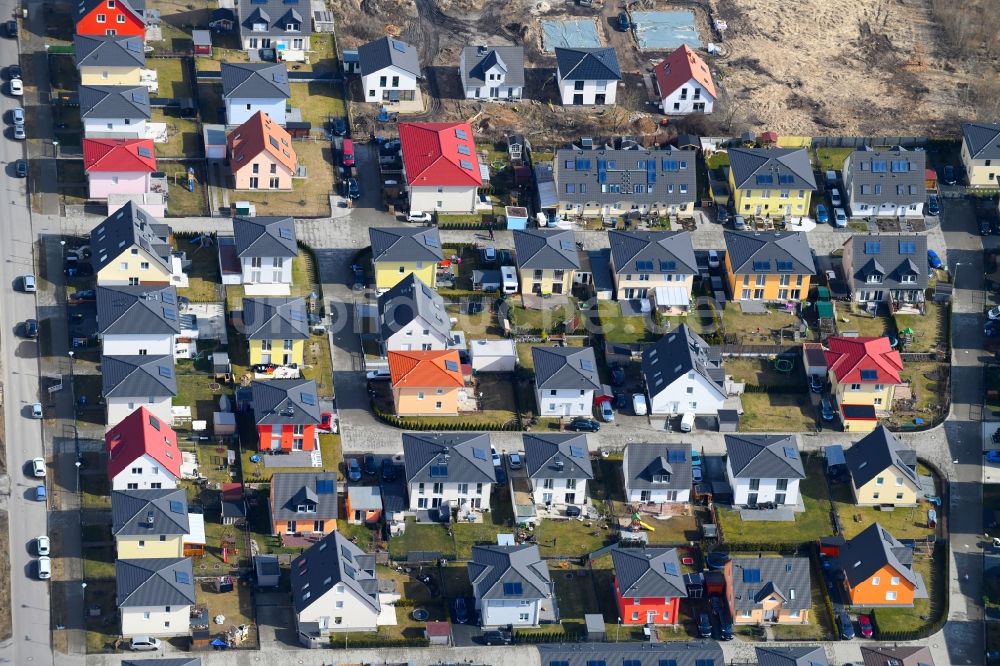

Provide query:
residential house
left=83, top=138, right=158, bottom=200
left=610, top=545, right=688, bottom=625
left=859, top=645, right=935, bottom=666
left=961, top=122, right=1000, bottom=187
left=232, top=216, right=297, bottom=285
left=358, top=36, right=421, bottom=103
left=221, top=62, right=292, bottom=126
left=106, top=405, right=181, bottom=490
left=727, top=147, right=817, bottom=219
left=346, top=486, right=382, bottom=525
left=840, top=523, right=926, bottom=607
left=531, top=346, right=600, bottom=417
left=608, top=230, right=697, bottom=303
left=96, top=283, right=181, bottom=356
left=842, top=234, right=928, bottom=312
left=122, top=659, right=203, bottom=666
left=459, top=45, right=524, bottom=101
left=388, top=349, right=465, bottom=416
left=241, top=296, right=309, bottom=366
left=369, top=226, right=444, bottom=292
left=74, top=34, right=145, bottom=85
left=653, top=44, right=716, bottom=114
left=399, top=122, right=483, bottom=214
left=722, top=230, right=815, bottom=302
left=116, top=557, right=195, bottom=637
left=112, top=488, right=190, bottom=558
left=537, top=644, right=724, bottom=666
left=292, top=532, right=394, bottom=639
left=554, top=149, right=696, bottom=221
left=724, top=434, right=805, bottom=507
left=755, top=646, right=828, bottom=666
left=468, top=544, right=555, bottom=627
left=623, top=442, right=692, bottom=505
left=75, top=0, right=145, bottom=38
left=824, top=336, right=903, bottom=430
left=79, top=84, right=150, bottom=138
left=228, top=111, right=297, bottom=190
left=91, top=202, right=176, bottom=286
left=725, top=557, right=811, bottom=624
left=102, top=355, right=176, bottom=428
left=843, top=148, right=927, bottom=219
left=844, top=426, right=920, bottom=507
left=269, top=472, right=339, bottom=536
left=402, top=432, right=496, bottom=511
left=238, top=0, right=311, bottom=53
left=522, top=433, right=593, bottom=508
left=377, top=273, right=453, bottom=352
left=513, top=228, right=580, bottom=296
left=250, top=378, right=322, bottom=452
left=554, top=47, right=621, bottom=106
left=642, top=324, right=725, bottom=416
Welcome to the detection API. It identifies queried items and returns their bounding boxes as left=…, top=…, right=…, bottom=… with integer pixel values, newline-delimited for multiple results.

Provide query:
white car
left=37, top=556, right=51, bottom=580
left=9, top=78, right=22, bottom=96
left=36, top=535, right=50, bottom=556
left=830, top=188, right=842, bottom=207
left=491, top=446, right=501, bottom=467
left=988, top=306, right=1000, bottom=321
left=834, top=208, right=847, bottom=228
left=707, top=250, right=720, bottom=269
left=31, top=402, right=43, bottom=419
left=632, top=393, right=647, bottom=416
left=366, top=369, right=391, bottom=381
left=129, top=636, right=162, bottom=651
left=407, top=210, right=432, bottom=223
left=679, top=411, right=696, bottom=432
left=30, top=457, right=45, bottom=477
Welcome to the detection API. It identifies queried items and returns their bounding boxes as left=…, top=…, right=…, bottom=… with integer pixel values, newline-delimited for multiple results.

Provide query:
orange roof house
left=840, top=523, right=927, bottom=607
left=227, top=111, right=296, bottom=191
left=388, top=349, right=465, bottom=416
left=653, top=44, right=717, bottom=115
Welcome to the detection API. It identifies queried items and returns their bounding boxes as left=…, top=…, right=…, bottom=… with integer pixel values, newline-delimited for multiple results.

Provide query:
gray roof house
left=291, top=531, right=383, bottom=635
left=532, top=346, right=601, bottom=417
left=459, top=45, right=524, bottom=100
left=537, top=642, right=723, bottom=666
left=221, top=62, right=292, bottom=100
left=401, top=432, right=496, bottom=512
left=728, top=556, right=811, bottom=623
left=723, top=230, right=816, bottom=289
left=755, top=645, right=828, bottom=666
left=554, top=150, right=697, bottom=217
left=468, top=544, right=554, bottom=627
left=623, top=443, right=692, bottom=504
left=642, top=324, right=725, bottom=416
left=233, top=215, right=297, bottom=258
left=724, top=434, right=806, bottom=507
left=269, top=472, right=339, bottom=532
left=79, top=84, right=151, bottom=121
left=554, top=47, right=621, bottom=106
left=102, top=354, right=177, bottom=399
left=112, top=488, right=189, bottom=538
left=728, top=147, right=817, bottom=198
left=962, top=122, right=1000, bottom=187
left=844, top=425, right=919, bottom=504
left=116, top=557, right=195, bottom=609
left=513, top=229, right=581, bottom=271
left=250, top=378, right=322, bottom=428
left=238, top=0, right=312, bottom=52
left=241, top=296, right=309, bottom=341
left=840, top=523, right=927, bottom=602
left=843, top=148, right=927, bottom=219
left=91, top=202, right=174, bottom=280
left=377, top=273, right=452, bottom=351
left=859, top=645, right=935, bottom=666
left=97, top=284, right=181, bottom=336
left=610, top=546, right=688, bottom=602
left=369, top=226, right=444, bottom=266
left=358, top=36, right=421, bottom=79
left=522, top=433, right=593, bottom=507
left=841, top=234, right=928, bottom=309
left=74, top=34, right=145, bottom=69
left=609, top=230, right=698, bottom=278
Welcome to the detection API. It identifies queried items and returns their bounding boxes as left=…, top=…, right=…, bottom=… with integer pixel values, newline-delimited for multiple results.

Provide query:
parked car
left=981, top=218, right=992, bottom=236
left=12, top=124, right=24, bottom=140
left=319, top=411, right=336, bottom=432
left=36, top=535, right=50, bottom=556
left=481, top=246, right=497, bottom=263
left=718, top=615, right=734, bottom=641
left=691, top=448, right=702, bottom=467
left=351, top=265, right=366, bottom=291
left=707, top=250, right=720, bottom=269
left=600, top=400, right=614, bottom=422
left=833, top=207, right=847, bottom=228
left=943, top=165, right=956, bottom=185
left=987, top=320, right=1000, bottom=338
left=926, top=195, right=940, bottom=216
left=927, top=249, right=943, bottom=269
left=453, top=597, right=469, bottom=624
left=129, top=636, right=162, bottom=652
left=679, top=411, right=695, bottom=432
left=858, top=614, right=874, bottom=638
left=34, top=484, right=45, bottom=501
left=22, top=318, right=37, bottom=338
left=11, top=106, right=23, bottom=125
left=809, top=374, right=824, bottom=393
left=697, top=613, right=712, bottom=638
left=564, top=505, right=582, bottom=517
left=692, top=466, right=703, bottom=483
left=363, top=453, right=377, bottom=476
left=8, top=78, right=22, bottom=96
left=566, top=417, right=600, bottom=432
left=632, top=393, right=647, bottom=416
left=617, top=11, right=630, bottom=30
left=613, top=392, right=627, bottom=409
left=481, top=629, right=511, bottom=645
left=610, top=366, right=625, bottom=386
left=381, top=458, right=397, bottom=481
left=491, top=446, right=502, bottom=467
left=716, top=207, right=729, bottom=225
left=838, top=612, right=856, bottom=640
left=366, top=369, right=391, bottom=381
left=37, top=556, right=51, bottom=580
left=70, top=289, right=96, bottom=302
left=815, top=203, right=829, bottom=224
left=30, top=457, right=45, bottom=477
left=331, top=117, right=348, bottom=136
left=733, top=215, right=747, bottom=230
left=20, top=274, right=35, bottom=292
left=347, top=458, right=362, bottom=482
left=829, top=188, right=842, bottom=207
left=14, top=158, right=27, bottom=178
left=508, top=453, right=523, bottom=470
left=7, top=64, right=20, bottom=79
left=988, top=306, right=1000, bottom=321
left=4, top=20, right=16, bottom=38
left=820, top=398, right=835, bottom=422
left=407, top=210, right=432, bottom=223
left=346, top=177, right=360, bottom=200
left=341, top=138, right=355, bottom=167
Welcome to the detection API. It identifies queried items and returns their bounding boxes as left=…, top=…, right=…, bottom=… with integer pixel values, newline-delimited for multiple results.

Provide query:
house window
left=886, top=591, right=897, bottom=601
left=458, top=483, right=469, bottom=495
left=418, top=483, right=424, bottom=495
left=631, top=612, right=639, bottom=621
left=476, top=483, right=483, bottom=494
left=140, top=262, right=149, bottom=270
left=895, top=477, right=904, bottom=486
left=293, top=424, right=304, bottom=436
left=96, top=13, right=106, bottom=22
left=891, top=576, right=900, bottom=585
left=749, top=479, right=760, bottom=491
left=283, top=339, right=293, bottom=350
left=519, top=613, right=530, bottom=622
left=872, top=576, right=880, bottom=586
left=776, top=478, right=788, bottom=491
left=850, top=383, right=862, bottom=391
left=574, top=81, right=584, bottom=91
left=876, top=477, right=884, bottom=486
left=896, top=492, right=904, bottom=500
left=270, top=164, right=277, bottom=174
left=543, top=479, right=554, bottom=489
left=117, top=14, right=125, bottom=22
left=566, top=478, right=576, bottom=489
left=119, top=261, right=128, bottom=270
left=269, top=177, right=280, bottom=188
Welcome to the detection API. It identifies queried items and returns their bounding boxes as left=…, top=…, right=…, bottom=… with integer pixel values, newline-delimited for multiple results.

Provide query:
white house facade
left=107, top=397, right=173, bottom=432
left=554, top=48, right=621, bottom=107
left=648, top=371, right=724, bottom=415
left=110, top=452, right=179, bottom=491
left=459, top=45, right=524, bottom=101
left=101, top=333, right=174, bottom=356
left=120, top=606, right=190, bottom=638
left=242, top=255, right=292, bottom=284
left=723, top=434, right=806, bottom=507
left=558, top=78, right=617, bottom=106
left=727, top=468, right=802, bottom=507
left=363, top=66, right=418, bottom=102
left=83, top=117, right=148, bottom=138
left=407, top=480, right=493, bottom=511
left=531, top=477, right=586, bottom=507
left=409, top=185, right=478, bottom=214
left=659, top=78, right=714, bottom=114
left=623, top=443, right=693, bottom=505
left=535, top=387, right=593, bottom=417
left=227, top=96, right=287, bottom=127
left=481, top=598, right=542, bottom=627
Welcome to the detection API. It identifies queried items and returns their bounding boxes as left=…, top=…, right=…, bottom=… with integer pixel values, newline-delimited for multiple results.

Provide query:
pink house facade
left=84, top=138, right=163, bottom=200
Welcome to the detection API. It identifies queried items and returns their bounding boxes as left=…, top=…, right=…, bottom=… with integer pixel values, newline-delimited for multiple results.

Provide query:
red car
left=320, top=411, right=337, bottom=432
left=858, top=614, right=873, bottom=638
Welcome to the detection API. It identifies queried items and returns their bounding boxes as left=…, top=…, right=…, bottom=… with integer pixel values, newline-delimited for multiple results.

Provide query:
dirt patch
left=0, top=511, right=10, bottom=642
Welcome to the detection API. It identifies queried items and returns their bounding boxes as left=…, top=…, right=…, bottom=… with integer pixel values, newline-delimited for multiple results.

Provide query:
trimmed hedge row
left=372, top=403, right=521, bottom=431
left=870, top=540, right=948, bottom=641
left=332, top=637, right=430, bottom=648
left=513, top=630, right=585, bottom=644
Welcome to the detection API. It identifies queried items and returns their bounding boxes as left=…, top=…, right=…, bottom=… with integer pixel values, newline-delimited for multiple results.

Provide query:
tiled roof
left=513, top=229, right=581, bottom=270
left=844, top=425, right=918, bottom=488
left=77, top=0, right=146, bottom=24
left=228, top=111, right=297, bottom=175
left=79, top=84, right=150, bottom=120
left=357, top=36, right=421, bottom=77
left=723, top=230, right=816, bottom=275
left=845, top=148, right=926, bottom=205
left=962, top=122, right=1000, bottom=161
left=859, top=645, right=934, bottom=666
left=250, top=378, right=322, bottom=426
left=847, top=234, right=928, bottom=291
left=461, top=45, right=524, bottom=86
left=270, top=472, right=339, bottom=521
left=233, top=215, right=297, bottom=258
left=83, top=138, right=156, bottom=173
left=555, top=149, right=697, bottom=207
left=468, top=544, right=551, bottom=601
left=238, top=0, right=311, bottom=38
left=610, top=546, right=688, bottom=599
left=624, top=442, right=691, bottom=491
left=221, top=62, right=291, bottom=100
left=291, top=531, right=380, bottom=614
left=241, top=296, right=309, bottom=339
left=74, top=34, right=145, bottom=69
left=96, top=284, right=181, bottom=335
left=402, top=432, right=496, bottom=484
left=841, top=523, right=918, bottom=589
left=555, top=47, right=622, bottom=81
left=653, top=44, right=716, bottom=99
left=824, top=336, right=903, bottom=384
left=609, top=230, right=698, bottom=276
left=102, top=354, right=177, bottom=398
left=388, top=349, right=464, bottom=388
left=116, top=557, right=195, bottom=608
left=755, top=646, right=828, bottom=666
left=537, top=642, right=723, bottom=666
left=724, top=434, right=805, bottom=479
left=729, top=556, right=811, bottom=613
left=377, top=273, right=450, bottom=343
left=642, top=324, right=725, bottom=400
left=369, top=226, right=444, bottom=263
left=399, top=122, right=483, bottom=187
left=532, top=346, right=600, bottom=391
left=112, top=488, right=189, bottom=536
left=91, top=201, right=172, bottom=274
left=727, top=147, right=816, bottom=191
left=522, top=433, right=594, bottom=480
left=106, top=406, right=181, bottom=480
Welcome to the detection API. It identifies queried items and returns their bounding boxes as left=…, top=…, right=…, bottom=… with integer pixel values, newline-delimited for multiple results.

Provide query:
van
left=37, top=556, right=51, bottom=580
left=632, top=393, right=647, bottom=416
left=341, top=139, right=355, bottom=167
left=501, top=266, right=518, bottom=294
left=679, top=411, right=696, bottom=432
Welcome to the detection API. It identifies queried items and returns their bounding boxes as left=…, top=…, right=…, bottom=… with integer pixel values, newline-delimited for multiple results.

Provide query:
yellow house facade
left=513, top=229, right=581, bottom=302
left=844, top=426, right=920, bottom=507
left=370, top=227, right=444, bottom=293
left=853, top=471, right=919, bottom=506
left=518, top=267, right=575, bottom=296
left=722, top=230, right=815, bottom=302
left=727, top=147, right=817, bottom=218
left=116, top=534, right=185, bottom=559
left=829, top=379, right=895, bottom=410
left=393, top=386, right=461, bottom=415
left=388, top=349, right=464, bottom=416
left=375, top=261, right=438, bottom=292
left=249, top=338, right=305, bottom=367
left=80, top=65, right=143, bottom=86
left=961, top=122, right=1000, bottom=188
left=97, top=245, right=172, bottom=286
left=733, top=593, right=811, bottom=625
left=242, top=296, right=310, bottom=367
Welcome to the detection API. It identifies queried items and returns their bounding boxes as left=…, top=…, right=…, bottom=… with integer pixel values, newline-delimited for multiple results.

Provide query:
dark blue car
left=927, top=249, right=943, bottom=270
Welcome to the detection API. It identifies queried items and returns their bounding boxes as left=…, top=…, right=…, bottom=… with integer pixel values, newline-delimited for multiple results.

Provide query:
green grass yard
left=508, top=301, right=580, bottom=334
left=232, top=141, right=333, bottom=217
left=893, top=301, right=946, bottom=353
left=176, top=242, right=222, bottom=302
left=738, top=392, right=817, bottom=432
left=831, top=481, right=937, bottom=540
left=388, top=518, right=456, bottom=561
left=149, top=57, right=193, bottom=99
left=290, top=82, right=346, bottom=128
left=152, top=110, right=202, bottom=158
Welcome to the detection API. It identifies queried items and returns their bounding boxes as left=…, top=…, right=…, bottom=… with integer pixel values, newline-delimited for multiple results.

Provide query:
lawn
left=705, top=151, right=730, bottom=169
left=508, top=300, right=580, bottom=334
left=48, top=53, right=79, bottom=91
left=869, top=554, right=934, bottom=634
left=371, top=565, right=448, bottom=641
left=196, top=580, right=257, bottom=647
left=717, top=455, right=834, bottom=544
left=177, top=242, right=222, bottom=302
left=642, top=512, right=701, bottom=546
left=596, top=301, right=659, bottom=344
left=533, top=519, right=611, bottom=558
left=551, top=565, right=601, bottom=620
left=830, top=480, right=937, bottom=540
left=721, top=303, right=803, bottom=345
left=446, top=302, right=504, bottom=339
left=83, top=581, right=119, bottom=653
left=164, top=161, right=209, bottom=216
left=388, top=518, right=457, bottom=561
left=231, top=140, right=334, bottom=217
left=738, top=392, right=817, bottom=432
left=842, top=306, right=892, bottom=338
left=725, top=357, right=807, bottom=390
left=337, top=520, right=379, bottom=551
left=893, top=301, right=946, bottom=353
left=302, top=334, right=334, bottom=398
left=151, top=109, right=202, bottom=158
left=82, top=545, right=116, bottom=580
left=890, top=361, right=949, bottom=428
left=290, top=82, right=347, bottom=128
left=241, top=433, right=343, bottom=482
left=812, top=147, right=854, bottom=173
left=149, top=57, right=193, bottom=99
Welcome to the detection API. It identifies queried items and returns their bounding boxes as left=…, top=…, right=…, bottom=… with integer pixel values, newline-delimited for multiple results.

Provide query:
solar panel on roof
left=445, top=359, right=459, bottom=372
left=502, top=581, right=523, bottom=595
left=316, top=479, right=335, bottom=494
left=743, top=568, right=761, bottom=583
left=575, top=159, right=591, bottom=170
left=783, top=446, right=797, bottom=459
left=864, top=241, right=881, bottom=254
left=169, top=500, right=184, bottom=513
left=667, top=449, right=685, bottom=463
left=162, top=291, right=176, bottom=304
left=659, top=260, right=676, bottom=272
left=175, top=571, right=190, bottom=584
left=290, top=308, right=306, bottom=322
left=457, top=144, right=470, bottom=156
left=776, top=260, right=794, bottom=272
left=278, top=227, right=294, bottom=240
left=899, top=241, right=916, bottom=254
left=301, top=392, right=316, bottom=405
left=635, top=260, right=654, bottom=271
left=430, top=464, right=448, bottom=477
left=472, top=447, right=487, bottom=460
left=455, top=128, right=468, bottom=140
left=755, top=174, right=773, bottom=185
left=587, top=660, right=607, bottom=666
left=779, top=174, right=794, bottom=184
left=559, top=240, right=574, bottom=251
left=871, top=160, right=887, bottom=173
left=752, top=261, right=771, bottom=271
left=162, top=307, right=176, bottom=320
left=569, top=445, right=584, bottom=458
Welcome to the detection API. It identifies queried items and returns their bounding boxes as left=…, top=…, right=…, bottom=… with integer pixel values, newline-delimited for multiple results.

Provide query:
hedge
left=371, top=402, right=522, bottom=431
left=332, top=637, right=430, bottom=648
left=809, top=541, right=837, bottom=639
left=513, top=630, right=585, bottom=644
left=870, top=540, right=949, bottom=641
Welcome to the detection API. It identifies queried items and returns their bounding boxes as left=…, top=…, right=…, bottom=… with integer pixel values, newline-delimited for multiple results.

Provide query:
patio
left=521, top=293, right=570, bottom=310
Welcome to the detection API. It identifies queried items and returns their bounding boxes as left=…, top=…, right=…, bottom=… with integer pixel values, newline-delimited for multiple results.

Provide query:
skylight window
left=454, top=128, right=468, bottom=140
left=301, top=392, right=316, bottom=405
left=459, top=159, right=473, bottom=170
left=457, top=144, right=470, bottom=155
left=444, top=359, right=459, bottom=372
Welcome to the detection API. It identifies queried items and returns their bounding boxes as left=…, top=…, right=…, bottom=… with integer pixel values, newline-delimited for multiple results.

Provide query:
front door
left=489, top=87, right=499, bottom=98
left=646, top=611, right=657, bottom=624
left=543, top=493, right=552, bottom=504
left=595, top=94, right=606, bottom=105
left=293, top=439, right=303, bottom=451
left=763, top=608, right=775, bottom=621
left=640, top=490, right=651, bottom=502
left=260, top=352, right=271, bottom=364
left=573, top=94, right=584, bottom=105
left=249, top=177, right=259, bottom=189
left=283, top=352, right=291, bottom=365
left=565, top=492, right=575, bottom=504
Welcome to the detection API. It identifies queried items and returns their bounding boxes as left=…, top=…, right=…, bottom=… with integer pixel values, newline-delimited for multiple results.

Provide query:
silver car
left=11, top=106, right=23, bottom=125
left=13, top=124, right=24, bottom=140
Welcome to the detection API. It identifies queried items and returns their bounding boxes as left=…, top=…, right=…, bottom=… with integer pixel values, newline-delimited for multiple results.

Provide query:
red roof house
left=653, top=44, right=717, bottom=115
left=83, top=138, right=158, bottom=199
left=824, top=336, right=903, bottom=386
left=75, top=0, right=146, bottom=38
left=106, top=406, right=181, bottom=490
left=399, top=122, right=483, bottom=214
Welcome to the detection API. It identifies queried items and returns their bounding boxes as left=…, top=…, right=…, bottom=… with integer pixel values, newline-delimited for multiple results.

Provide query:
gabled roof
left=468, top=544, right=551, bottom=601
left=83, top=138, right=157, bottom=173
left=554, top=148, right=697, bottom=207
left=962, top=122, right=1000, bottom=161
left=653, top=44, right=716, bottom=99
left=532, top=346, right=600, bottom=391
left=610, top=546, right=688, bottom=599
left=755, top=645, right=828, bottom=666
left=724, top=434, right=805, bottom=479
left=116, top=557, right=196, bottom=608
left=847, top=234, right=928, bottom=291
left=79, top=84, right=151, bottom=120
left=723, top=230, right=816, bottom=275
left=233, top=215, right=297, bottom=258
left=859, top=644, right=934, bottom=666
left=228, top=111, right=297, bottom=175
left=292, top=531, right=380, bottom=614
left=77, top=0, right=146, bottom=24
left=241, top=296, right=309, bottom=339
left=357, top=36, right=421, bottom=77
left=402, top=432, right=496, bottom=485
left=609, top=230, right=698, bottom=276
left=522, top=433, right=593, bottom=480
left=824, top=336, right=903, bottom=385
left=462, top=45, right=524, bottom=86
left=91, top=201, right=172, bottom=274
left=388, top=349, right=464, bottom=388
left=369, top=226, right=444, bottom=263
left=398, top=122, right=483, bottom=187
left=250, top=378, right=322, bottom=426
left=536, top=642, right=723, bottom=666
left=728, top=147, right=816, bottom=190
left=221, top=62, right=292, bottom=100
left=555, top=47, right=622, bottom=81
left=270, top=472, right=339, bottom=521
left=106, top=406, right=181, bottom=480
left=74, top=34, right=145, bottom=69
left=102, top=354, right=177, bottom=398
left=642, top=324, right=725, bottom=400
left=841, top=523, right=918, bottom=588
left=377, top=273, right=450, bottom=342
left=96, top=284, right=181, bottom=335
left=112, top=488, right=189, bottom=537
left=513, top=229, right=581, bottom=270
left=624, top=442, right=691, bottom=491
left=846, top=148, right=926, bottom=205
left=844, top=425, right=918, bottom=489
left=122, top=659, right=202, bottom=666
left=730, top=556, right=811, bottom=612
left=238, top=0, right=311, bottom=37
